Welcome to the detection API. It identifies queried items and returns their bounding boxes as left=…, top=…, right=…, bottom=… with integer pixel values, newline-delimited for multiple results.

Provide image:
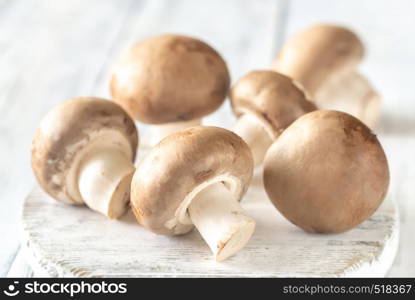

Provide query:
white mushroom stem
left=78, top=148, right=135, bottom=219
left=233, top=114, right=274, bottom=167
left=150, top=118, right=201, bottom=145
left=314, top=71, right=381, bottom=128
left=188, top=182, right=255, bottom=262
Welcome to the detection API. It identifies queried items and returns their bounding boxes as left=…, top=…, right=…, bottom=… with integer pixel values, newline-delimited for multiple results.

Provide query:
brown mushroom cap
left=131, top=126, right=253, bottom=235
left=273, top=24, right=364, bottom=95
left=110, top=34, right=230, bottom=124
left=230, top=70, right=316, bottom=137
left=31, top=97, right=138, bottom=204
left=263, top=110, right=389, bottom=233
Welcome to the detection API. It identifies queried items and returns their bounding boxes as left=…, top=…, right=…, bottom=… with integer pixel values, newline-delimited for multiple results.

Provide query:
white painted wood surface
left=1, top=0, right=415, bottom=277
left=20, top=168, right=399, bottom=277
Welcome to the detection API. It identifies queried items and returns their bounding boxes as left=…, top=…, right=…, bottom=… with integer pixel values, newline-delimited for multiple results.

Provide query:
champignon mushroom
left=230, top=70, right=316, bottom=166
left=314, top=71, right=381, bottom=128
left=31, top=97, right=139, bottom=219
left=273, top=24, right=380, bottom=127
left=263, top=110, right=389, bottom=233
left=130, top=126, right=255, bottom=262
left=110, top=34, right=230, bottom=144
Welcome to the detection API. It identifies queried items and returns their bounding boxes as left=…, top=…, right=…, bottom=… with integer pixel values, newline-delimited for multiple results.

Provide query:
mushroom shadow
left=376, top=111, right=415, bottom=136
left=119, top=208, right=138, bottom=225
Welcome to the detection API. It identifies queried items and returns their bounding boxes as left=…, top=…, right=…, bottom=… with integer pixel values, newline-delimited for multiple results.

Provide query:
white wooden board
left=21, top=161, right=399, bottom=277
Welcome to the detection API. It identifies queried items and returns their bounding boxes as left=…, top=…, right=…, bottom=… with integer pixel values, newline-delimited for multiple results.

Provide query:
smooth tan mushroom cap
left=273, top=24, right=364, bottom=95
left=110, top=34, right=230, bottom=124
left=31, top=97, right=138, bottom=204
left=230, top=70, right=316, bottom=137
left=263, top=110, right=389, bottom=233
left=131, top=126, right=253, bottom=235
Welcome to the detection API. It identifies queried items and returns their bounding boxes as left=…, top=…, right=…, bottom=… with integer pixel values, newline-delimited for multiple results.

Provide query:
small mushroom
left=263, top=110, right=389, bottom=233
left=31, top=97, right=139, bottom=219
left=131, top=126, right=255, bottom=262
left=230, top=70, right=316, bottom=166
left=273, top=24, right=380, bottom=126
left=110, top=34, right=230, bottom=144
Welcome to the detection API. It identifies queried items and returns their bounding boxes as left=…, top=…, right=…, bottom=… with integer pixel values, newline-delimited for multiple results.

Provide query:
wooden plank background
left=0, top=0, right=414, bottom=276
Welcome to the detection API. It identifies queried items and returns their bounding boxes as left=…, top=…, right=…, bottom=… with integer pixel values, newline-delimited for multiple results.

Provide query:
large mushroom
left=131, top=126, right=255, bottom=262
left=230, top=70, right=316, bottom=166
left=31, top=97, right=139, bottom=219
left=110, top=34, right=230, bottom=144
left=273, top=24, right=380, bottom=127
left=263, top=110, right=389, bottom=233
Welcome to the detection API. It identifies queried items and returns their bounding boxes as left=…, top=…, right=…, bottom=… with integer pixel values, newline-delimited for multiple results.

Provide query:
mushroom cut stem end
left=233, top=114, right=274, bottom=167
left=188, top=182, right=255, bottom=262
left=78, top=148, right=135, bottom=219
left=150, top=118, right=201, bottom=145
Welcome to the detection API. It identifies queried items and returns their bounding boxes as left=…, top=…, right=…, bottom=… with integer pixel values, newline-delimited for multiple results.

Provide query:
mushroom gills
left=187, top=182, right=255, bottom=262
left=233, top=114, right=274, bottom=167
left=78, top=147, right=135, bottom=219
left=149, top=118, right=201, bottom=145
left=314, top=71, right=381, bottom=128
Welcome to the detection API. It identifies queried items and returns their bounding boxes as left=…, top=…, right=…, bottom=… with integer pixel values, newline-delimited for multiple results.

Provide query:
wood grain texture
left=6, top=247, right=34, bottom=278
left=20, top=168, right=398, bottom=277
